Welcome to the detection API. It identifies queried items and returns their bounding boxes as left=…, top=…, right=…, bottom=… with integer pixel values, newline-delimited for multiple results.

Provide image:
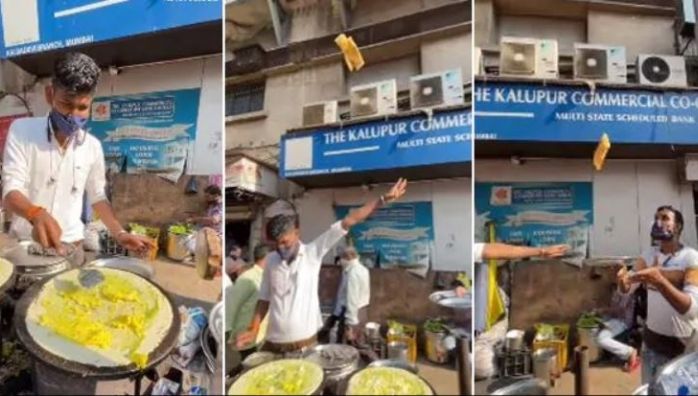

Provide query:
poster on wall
left=334, top=202, right=435, bottom=271
left=88, top=89, right=201, bottom=182
left=475, top=182, right=593, bottom=266
left=0, top=113, right=30, bottom=160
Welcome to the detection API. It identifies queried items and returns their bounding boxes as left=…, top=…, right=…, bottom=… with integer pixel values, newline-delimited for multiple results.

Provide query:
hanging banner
left=88, top=88, right=201, bottom=182
left=334, top=202, right=434, bottom=269
left=475, top=182, right=593, bottom=264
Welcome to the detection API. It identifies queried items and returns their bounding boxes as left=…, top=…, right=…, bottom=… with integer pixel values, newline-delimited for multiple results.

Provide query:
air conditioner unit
left=637, top=54, right=687, bottom=87
left=573, top=44, right=627, bottom=83
left=302, top=101, right=338, bottom=126
left=350, top=79, right=397, bottom=118
left=474, top=46, right=484, bottom=75
left=410, top=69, right=464, bottom=110
left=499, top=37, right=558, bottom=79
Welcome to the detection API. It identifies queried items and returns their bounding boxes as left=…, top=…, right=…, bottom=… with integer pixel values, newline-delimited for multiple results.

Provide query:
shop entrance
left=226, top=220, right=251, bottom=256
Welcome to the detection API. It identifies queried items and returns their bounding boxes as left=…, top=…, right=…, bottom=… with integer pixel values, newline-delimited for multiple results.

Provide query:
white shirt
left=259, top=221, right=348, bottom=343
left=333, top=260, right=371, bottom=325
left=2, top=116, right=108, bottom=243
left=640, top=246, right=698, bottom=338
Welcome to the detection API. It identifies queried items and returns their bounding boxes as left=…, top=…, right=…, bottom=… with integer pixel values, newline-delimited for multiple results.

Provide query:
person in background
left=320, top=246, right=371, bottom=347
left=617, top=205, right=698, bottom=384
left=2, top=52, right=151, bottom=266
left=226, top=244, right=246, bottom=284
left=226, top=244, right=270, bottom=376
left=592, top=277, right=640, bottom=372
left=184, top=185, right=223, bottom=276
left=187, top=185, right=222, bottom=234
left=473, top=242, right=569, bottom=335
left=236, top=178, right=408, bottom=355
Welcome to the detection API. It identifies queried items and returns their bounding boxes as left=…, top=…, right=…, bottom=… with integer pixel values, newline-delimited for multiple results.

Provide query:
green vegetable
left=388, top=320, right=405, bottom=335
left=577, top=312, right=602, bottom=329
left=456, top=273, right=471, bottom=289
left=424, top=318, right=447, bottom=333
left=128, top=223, right=159, bottom=238
left=168, top=223, right=194, bottom=236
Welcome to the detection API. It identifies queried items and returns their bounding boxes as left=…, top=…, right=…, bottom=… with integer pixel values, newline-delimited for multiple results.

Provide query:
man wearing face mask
left=617, top=205, right=698, bottom=384
left=2, top=52, right=151, bottom=264
left=236, top=178, right=408, bottom=355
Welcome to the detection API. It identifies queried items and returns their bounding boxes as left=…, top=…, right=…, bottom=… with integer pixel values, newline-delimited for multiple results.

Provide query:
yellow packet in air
left=335, top=33, right=365, bottom=72
left=593, top=133, right=611, bottom=171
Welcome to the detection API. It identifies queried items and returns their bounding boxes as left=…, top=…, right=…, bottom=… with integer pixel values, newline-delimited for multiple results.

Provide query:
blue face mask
left=49, top=110, right=87, bottom=136
left=651, top=222, right=674, bottom=241
left=278, top=243, right=299, bottom=261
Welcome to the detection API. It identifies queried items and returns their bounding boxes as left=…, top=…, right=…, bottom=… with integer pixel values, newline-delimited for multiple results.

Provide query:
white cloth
left=2, top=116, right=107, bottom=243
left=333, top=260, right=370, bottom=325
left=593, top=318, right=633, bottom=360
left=259, top=221, right=348, bottom=343
left=640, top=246, right=698, bottom=338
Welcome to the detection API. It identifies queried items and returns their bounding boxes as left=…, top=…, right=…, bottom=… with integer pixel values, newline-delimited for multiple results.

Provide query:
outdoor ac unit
left=499, top=37, right=558, bottom=79
left=350, top=79, right=397, bottom=118
left=573, top=44, right=627, bottom=83
left=410, top=69, right=464, bottom=110
left=302, top=101, right=338, bottom=126
left=474, top=46, right=484, bottom=75
left=637, top=54, right=687, bottom=87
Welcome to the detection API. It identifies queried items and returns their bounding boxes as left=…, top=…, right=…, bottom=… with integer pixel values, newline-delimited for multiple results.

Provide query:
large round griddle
left=3, top=241, right=73, bottom=276
left=14, top=268, right=181, bottom=379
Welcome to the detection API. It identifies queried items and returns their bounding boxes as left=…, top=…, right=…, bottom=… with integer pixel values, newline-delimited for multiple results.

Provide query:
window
left=226, top=81, right=265, bottom=117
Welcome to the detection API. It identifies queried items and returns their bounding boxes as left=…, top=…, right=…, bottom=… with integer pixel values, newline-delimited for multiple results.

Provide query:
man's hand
left=345, top=326, right=356, bottom=342
left=31, top=211, right=65, bottom=254
left=455, top=286, right=467, bottom=298
left=630, top=266, right=666, bottom=288
left=539, top=244, right=569, bottom=258
left=236, top=329, right=257, bottom=349
left=116, top=233, right=153, bottom=255
left=384, top=178, right=407, bottom=204
left=617, top=265, right=632, bottom=293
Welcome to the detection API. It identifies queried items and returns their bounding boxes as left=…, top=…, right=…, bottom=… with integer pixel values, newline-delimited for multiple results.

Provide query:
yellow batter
left=346, top=367, right=433, bottom=395
left=0, top=257, right=13, bottom=289
left=25, top=268, right=173, bottom=368
left=228, top=359, right=324, bottom=395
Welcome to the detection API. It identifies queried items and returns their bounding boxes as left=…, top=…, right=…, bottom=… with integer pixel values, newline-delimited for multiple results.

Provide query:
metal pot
left=632, top=384, right=649, bottom=395
left=304, top=344, right=359, bottom=395
left=505, top=330, right=525, bottom=351
left=576, top=326, right=601, bottom=362
left=424, top=329, right=449, bottom=364
left=365, top=322, right=381, bottom=340
left=532, top=348, right=557, bottom=385
left=387, top=341, right=410, bottom=363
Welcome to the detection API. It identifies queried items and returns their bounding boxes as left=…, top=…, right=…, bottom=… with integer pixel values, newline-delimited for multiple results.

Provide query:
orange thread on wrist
left=26, top=206, right=45, bottom=223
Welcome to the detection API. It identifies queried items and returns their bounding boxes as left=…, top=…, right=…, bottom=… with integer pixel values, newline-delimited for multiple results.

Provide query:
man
left=591, top=279, right=640, bottom=372
left=473, top=242, right=569, bottom=334
left=225, top=244, right=246, bottom=284
left=617, top=205, right=698, bottom=384
left=236, top=178, right=408, bottom=354
left=320, top=246, right=370, bottom=346
left=2, top=52, right=150, bottom=265
left=226, top=244, right=270, bottom=376
left=187, top=185, right=222, bottom=234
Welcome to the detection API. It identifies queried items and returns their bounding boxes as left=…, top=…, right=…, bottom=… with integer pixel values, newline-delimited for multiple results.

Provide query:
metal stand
left=574, top=346, right=590, bottom=396
left=456, top=335, right=471, bottom=396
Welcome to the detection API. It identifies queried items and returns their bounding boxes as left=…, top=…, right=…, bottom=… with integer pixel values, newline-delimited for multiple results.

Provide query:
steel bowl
left=490, top=378, right=548, bottom=395
left=368, top=359, right=419, bottom=374
left=88, top=256, right=154, bottom=279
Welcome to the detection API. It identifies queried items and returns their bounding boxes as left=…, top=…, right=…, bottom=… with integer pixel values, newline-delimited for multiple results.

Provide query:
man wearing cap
left=236, top=179, right=408, bottom=355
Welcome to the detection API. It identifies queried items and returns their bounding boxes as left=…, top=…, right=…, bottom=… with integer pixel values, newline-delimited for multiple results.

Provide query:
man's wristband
left=26, top=206, right=45, bottom=224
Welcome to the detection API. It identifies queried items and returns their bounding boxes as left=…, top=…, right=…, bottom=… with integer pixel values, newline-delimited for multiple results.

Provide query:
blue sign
left=334, top=202, right=434, bottom=269
left=280, top=108, right=471, bottom=178
left=475, top=182, right=593, bottom=257
left=88, top=88, right=201, bottom=176
left=0, top=0, right=220, bottom=58
left=475, top=82, right=698, bottom=144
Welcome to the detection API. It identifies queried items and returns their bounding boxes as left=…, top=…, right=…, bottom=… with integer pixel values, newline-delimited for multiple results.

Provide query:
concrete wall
left=348, top=55, right=420, bottom=92
left=474, top=0, right=497, bottom=47
left=475, top=159, right=698, bottom=258
left=319, top=266, right=462, bottom=328
left=587, top=11, right=675, bottom=59
left=293, top=178, right=472, bottom=274
left=351, top=0, right=463, bottom=28
left=421, top=32, right=473, bottom=81
left=498, top=16, right=585, bottom=54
